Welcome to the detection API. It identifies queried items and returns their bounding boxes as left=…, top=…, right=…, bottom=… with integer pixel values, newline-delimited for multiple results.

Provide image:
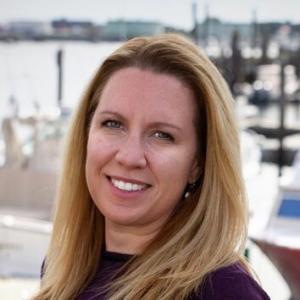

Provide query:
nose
left=115, top=133, right=147, bottom=169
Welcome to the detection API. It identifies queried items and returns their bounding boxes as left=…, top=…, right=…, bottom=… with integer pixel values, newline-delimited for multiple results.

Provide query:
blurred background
left=0, top=0, right=300, bottom=299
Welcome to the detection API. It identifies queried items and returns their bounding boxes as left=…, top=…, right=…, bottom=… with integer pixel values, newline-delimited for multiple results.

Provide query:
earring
left=184, top=191, right=191, bottom=199
left=184, top=182, right=197, bottom=199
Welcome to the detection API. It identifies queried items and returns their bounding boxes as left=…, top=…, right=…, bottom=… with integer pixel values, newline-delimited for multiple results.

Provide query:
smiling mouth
left=108, top=176, right=149, bottom=192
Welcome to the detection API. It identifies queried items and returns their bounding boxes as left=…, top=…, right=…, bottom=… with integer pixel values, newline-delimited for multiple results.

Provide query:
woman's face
left=86, top=67, right=199, bottom=231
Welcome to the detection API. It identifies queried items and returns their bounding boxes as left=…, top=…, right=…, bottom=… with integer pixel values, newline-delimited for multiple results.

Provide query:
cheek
left=85, top=135, right=117, bottom=193
left=86, top=134, right=117, bottom=166
left=154, top=153, right=196, bottom=213
left=149, top=147, right=195, bottom=179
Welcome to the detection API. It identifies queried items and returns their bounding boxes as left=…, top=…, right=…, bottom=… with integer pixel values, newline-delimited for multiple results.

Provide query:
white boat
left=250, top=150, right=300, bottom=300
left=0, top=112, right=65, bottom=277
left=0, top=113, right=66, bottom=218
left=0, top=213, right=51, bottom=277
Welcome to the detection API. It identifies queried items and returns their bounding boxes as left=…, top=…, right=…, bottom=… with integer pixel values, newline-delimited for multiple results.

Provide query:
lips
left=108, top=176, right=150, bottom=192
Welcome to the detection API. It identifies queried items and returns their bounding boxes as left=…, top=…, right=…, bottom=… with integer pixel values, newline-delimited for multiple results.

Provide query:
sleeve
left=188, top=264, right=271, bottom=300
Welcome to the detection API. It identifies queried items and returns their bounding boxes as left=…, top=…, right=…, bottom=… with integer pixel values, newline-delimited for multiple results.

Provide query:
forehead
left=97, top=67, right=197, bottom=123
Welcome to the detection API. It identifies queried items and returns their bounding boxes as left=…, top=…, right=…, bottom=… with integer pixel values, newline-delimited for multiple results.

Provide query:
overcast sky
left=1, top=0, right=300, bottom=30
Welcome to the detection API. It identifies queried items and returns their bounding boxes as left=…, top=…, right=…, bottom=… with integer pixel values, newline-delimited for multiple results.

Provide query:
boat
left=250, top=150, right=300, bottom=300
left=0, top=111, right=66, bottom=276
left=0, top=111, right=68, bottom=218
left=0, top=213, right=51, bottom=277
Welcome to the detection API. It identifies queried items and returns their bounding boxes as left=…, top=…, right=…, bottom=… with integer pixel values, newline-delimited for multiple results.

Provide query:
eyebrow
left=98, top=110, right=182, bottom=132
left=98, top=110, right=125, bottom=122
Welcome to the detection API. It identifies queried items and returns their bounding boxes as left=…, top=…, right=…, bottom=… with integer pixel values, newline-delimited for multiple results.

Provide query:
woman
left=33, top=34, right=270, bottom=300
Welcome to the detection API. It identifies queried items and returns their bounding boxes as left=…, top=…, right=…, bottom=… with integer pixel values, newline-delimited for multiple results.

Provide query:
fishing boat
left=0, top=111, right=66, bottom=276
left=250, top=150, right=300, bottom=300
left=0, top=213, right=51, bottom=277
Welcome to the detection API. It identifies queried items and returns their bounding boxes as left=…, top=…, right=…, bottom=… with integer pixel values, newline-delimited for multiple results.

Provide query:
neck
left=105, top=220, right=164, bottom=255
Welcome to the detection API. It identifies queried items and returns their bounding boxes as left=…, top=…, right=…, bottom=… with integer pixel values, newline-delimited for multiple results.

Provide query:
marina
left=0, top=40, right=300, bottom=299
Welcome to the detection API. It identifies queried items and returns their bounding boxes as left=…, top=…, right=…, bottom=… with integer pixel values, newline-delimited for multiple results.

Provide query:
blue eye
left=101, top=119, right=122, bottom=129
left=153, top=131, right=174, bottom=141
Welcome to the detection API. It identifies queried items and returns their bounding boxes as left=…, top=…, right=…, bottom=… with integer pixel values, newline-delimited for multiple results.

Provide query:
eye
left=101, top=119, right=122, bottom=129
left=153, top=131, right=174, bottom=142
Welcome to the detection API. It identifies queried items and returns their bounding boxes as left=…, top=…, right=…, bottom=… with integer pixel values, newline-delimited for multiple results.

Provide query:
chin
left=100, top=205, right=145, bottom=227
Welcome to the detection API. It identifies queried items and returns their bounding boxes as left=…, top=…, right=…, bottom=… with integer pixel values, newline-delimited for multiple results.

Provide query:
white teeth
left=111, top=178, right=146, bottom=192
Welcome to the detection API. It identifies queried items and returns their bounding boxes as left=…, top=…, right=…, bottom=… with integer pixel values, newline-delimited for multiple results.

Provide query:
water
left=0, top=41, right=122, bottom=118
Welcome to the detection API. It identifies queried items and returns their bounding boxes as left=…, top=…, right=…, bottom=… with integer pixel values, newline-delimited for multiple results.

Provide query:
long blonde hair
left=33, top=34, right=248, bottom=300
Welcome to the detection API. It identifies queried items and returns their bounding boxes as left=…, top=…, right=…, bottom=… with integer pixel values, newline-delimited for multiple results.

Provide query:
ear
left=188, top=158, right=201, bottom=184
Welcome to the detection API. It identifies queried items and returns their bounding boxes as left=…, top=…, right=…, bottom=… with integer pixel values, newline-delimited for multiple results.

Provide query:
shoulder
left=188, top=263, right=270, bottom=300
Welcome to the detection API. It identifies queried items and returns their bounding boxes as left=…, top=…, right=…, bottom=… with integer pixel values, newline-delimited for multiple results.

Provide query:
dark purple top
left=75, top=251, right=270, bottom=300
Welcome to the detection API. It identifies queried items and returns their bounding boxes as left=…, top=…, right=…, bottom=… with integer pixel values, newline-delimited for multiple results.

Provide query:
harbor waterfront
left=0, top=41, right=122, bottom=119
left=0, top=41, right=300, bottom=300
